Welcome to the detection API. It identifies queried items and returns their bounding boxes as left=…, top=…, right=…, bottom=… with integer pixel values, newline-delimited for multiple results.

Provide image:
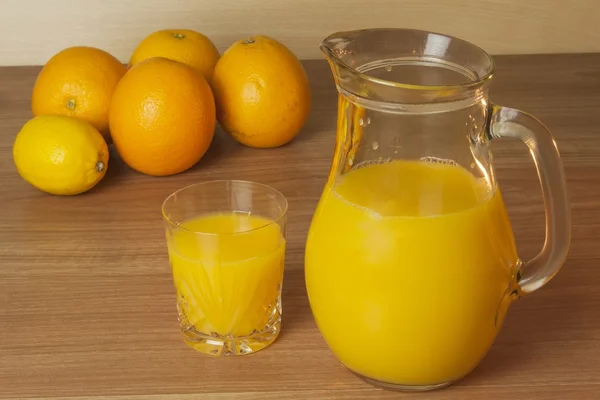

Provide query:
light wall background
left=0, top=0, right=597, bottom=66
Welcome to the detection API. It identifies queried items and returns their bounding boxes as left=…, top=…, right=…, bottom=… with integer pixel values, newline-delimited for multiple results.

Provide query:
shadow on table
left=460, top=261, right=594, bottom=386
left=279, top=267, right=314, bottom=338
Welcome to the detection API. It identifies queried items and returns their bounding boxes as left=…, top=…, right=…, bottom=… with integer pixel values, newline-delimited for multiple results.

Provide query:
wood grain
left=1, top=55, right=600, bottom=399
left=1, top=0, right=600, bottom=66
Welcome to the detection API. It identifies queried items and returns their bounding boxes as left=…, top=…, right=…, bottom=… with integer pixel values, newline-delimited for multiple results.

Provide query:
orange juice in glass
left=306, top=28, right=571, bottom=391
left=162, top=180, right=287, bottom=356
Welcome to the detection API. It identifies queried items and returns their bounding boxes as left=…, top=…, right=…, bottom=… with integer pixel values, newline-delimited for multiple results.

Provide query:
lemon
left=13, top=115, right=109, bottom=195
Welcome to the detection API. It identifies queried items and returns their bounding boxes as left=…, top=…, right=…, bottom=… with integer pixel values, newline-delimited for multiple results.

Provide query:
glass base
left=353, top=372, right=455, bottom=392
left=181, top=318, right=281, bottom=356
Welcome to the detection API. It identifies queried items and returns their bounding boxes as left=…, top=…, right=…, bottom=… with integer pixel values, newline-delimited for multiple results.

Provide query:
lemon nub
left=96, top=161, right=105, bottom=172
left=173, top=33, right=185, bottom=39
left=66, top=99, right=76, bottom=110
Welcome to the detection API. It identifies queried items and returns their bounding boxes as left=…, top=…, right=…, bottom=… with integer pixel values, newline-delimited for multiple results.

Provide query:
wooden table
left=1, top=55, right=599, bottom=399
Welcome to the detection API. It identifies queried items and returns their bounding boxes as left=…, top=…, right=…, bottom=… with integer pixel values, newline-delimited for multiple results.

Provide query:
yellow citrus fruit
left=31, top=46, right=127, bottom=140
left=13, top=115, right=109, bottom=195
left=212, top=35, right=311, bottom=148
left=109, top=57, right=216, bottom=176
left=129, top=29, right=220, bottom=83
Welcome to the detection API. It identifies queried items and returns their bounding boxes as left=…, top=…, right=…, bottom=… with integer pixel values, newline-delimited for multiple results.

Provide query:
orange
left=31, top=46, right=126, bottom=139
left=212, top=35, right=311, bottom=148
left=109, top=57, right=216, bottom=176
left=129, top=29, right=220, bottom=83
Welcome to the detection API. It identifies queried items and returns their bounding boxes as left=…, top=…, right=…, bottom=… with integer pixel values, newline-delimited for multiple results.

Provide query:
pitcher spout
left=320, top=29, right=373, bottom=89
left=320, top=30, right=355, bottom=79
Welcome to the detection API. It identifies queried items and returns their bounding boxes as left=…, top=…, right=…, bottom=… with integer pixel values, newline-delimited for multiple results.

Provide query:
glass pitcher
left=305, top=28, right=570, bottom=391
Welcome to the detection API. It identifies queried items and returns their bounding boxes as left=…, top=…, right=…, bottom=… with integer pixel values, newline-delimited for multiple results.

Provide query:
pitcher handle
left=488, top=105, right=571, bottom=295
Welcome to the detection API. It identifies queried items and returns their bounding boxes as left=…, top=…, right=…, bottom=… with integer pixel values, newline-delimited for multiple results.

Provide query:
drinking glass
left=162, top=180, right=288, bottom=356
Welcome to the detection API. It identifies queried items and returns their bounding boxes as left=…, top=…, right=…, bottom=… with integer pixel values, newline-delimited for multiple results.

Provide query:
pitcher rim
left=320, top=28, right=496, bottom=92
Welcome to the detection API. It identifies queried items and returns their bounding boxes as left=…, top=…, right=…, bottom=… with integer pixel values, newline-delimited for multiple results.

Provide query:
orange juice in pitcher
left=305, top=29, right=571, bottom=391
left=306, top=159, right=518, bottom=387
